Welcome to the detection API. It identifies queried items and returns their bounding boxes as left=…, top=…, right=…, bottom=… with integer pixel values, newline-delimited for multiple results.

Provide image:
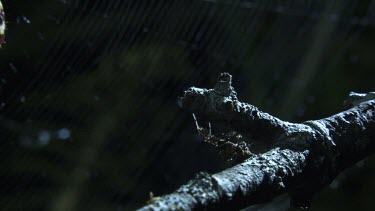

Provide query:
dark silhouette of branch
left=138, top=73, right=375, bottom=210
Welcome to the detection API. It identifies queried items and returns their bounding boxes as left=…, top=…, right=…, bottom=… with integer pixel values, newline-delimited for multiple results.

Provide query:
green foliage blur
left=0, top=0, right=374, bottom=210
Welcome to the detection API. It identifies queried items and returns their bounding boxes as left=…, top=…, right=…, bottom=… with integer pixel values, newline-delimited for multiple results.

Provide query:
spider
left=192, top=113, right=253, bottom=162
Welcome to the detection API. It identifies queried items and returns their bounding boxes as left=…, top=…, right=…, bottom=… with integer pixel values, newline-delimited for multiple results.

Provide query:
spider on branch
left=192, top=113, right=254, bottom=162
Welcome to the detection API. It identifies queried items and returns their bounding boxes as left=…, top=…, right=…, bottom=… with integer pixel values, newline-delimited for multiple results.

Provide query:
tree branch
left=138, top=73, right=375, bottom=210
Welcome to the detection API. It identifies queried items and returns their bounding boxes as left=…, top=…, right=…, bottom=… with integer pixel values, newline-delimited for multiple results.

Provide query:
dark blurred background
left=0, top=0, right=374, bottom=210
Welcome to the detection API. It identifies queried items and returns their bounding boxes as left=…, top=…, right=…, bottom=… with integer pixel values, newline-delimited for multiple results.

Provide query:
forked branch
left=138, top=73, right=375, bottom=210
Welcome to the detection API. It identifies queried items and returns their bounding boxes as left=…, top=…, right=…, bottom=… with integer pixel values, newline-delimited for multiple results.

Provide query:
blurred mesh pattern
left=0, top=0, right=374, bottom=210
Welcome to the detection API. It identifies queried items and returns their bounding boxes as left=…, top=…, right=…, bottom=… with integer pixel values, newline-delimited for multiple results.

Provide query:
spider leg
left=208, top=122, right=211, bottom=137
left=192, top=113, right=201, bottom=131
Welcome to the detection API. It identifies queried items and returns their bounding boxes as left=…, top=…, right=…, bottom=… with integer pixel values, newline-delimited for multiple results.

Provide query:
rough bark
left=138, top=73, right=375, bottom=211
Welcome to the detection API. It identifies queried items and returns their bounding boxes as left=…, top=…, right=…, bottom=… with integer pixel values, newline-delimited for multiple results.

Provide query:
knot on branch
left=178, top=73, right=238, bottom=118
left=214, top=72, right=235, bottom=97
left=178, top=87, right=208, bottom=111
